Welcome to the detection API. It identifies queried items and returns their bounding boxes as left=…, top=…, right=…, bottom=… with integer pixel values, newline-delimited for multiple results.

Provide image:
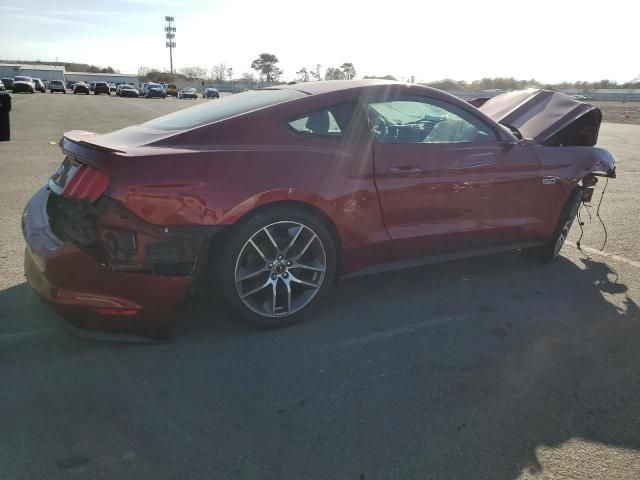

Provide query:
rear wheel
left=522, top=188, right=582, bottom=263
left=217, top=206, right=337, bottom=327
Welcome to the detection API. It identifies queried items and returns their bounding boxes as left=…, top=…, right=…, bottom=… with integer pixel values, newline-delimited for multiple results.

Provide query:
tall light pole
left=165, top=16, right=176, bottom=74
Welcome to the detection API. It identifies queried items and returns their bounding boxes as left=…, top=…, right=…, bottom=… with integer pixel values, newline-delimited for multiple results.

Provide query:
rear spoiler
left=61, top=130, right=125, bottom=154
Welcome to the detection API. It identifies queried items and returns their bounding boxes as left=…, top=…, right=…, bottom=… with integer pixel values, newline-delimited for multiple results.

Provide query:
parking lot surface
left=1, top=93, right=639, bottom=479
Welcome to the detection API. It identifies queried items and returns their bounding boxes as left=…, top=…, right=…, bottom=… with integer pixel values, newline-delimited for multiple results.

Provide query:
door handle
left=386, top=166, right=422, bottom=176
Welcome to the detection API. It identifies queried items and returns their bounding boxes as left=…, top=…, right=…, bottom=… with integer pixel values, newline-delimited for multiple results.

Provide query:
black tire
left=216, top=205, right=337, bottom=327
left=522, top=188, right=582, bottom=263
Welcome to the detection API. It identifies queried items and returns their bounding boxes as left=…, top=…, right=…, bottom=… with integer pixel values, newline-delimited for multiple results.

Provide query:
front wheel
left=522, top=188, right=582, bottom=263
left=217, top=207, right=337, bottom=327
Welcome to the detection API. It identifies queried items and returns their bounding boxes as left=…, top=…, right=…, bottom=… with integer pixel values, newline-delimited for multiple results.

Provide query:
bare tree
left=241, top=72, right=256, bottom=82
left=296, top=67, right=310, bottom=82
left=310, top=64, right=322, bottom=81
left=180, top=66, right=207, bottom=79
left=211, top=63, right=227, bottom=82
left=325, top=67, right=345, bottom=80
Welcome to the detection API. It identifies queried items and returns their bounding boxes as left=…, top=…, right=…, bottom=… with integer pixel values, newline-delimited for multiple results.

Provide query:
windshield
left=143, top=89, right=304, bottom=130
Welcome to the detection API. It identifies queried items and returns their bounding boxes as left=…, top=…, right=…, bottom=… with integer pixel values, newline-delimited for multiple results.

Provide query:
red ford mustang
left=22, top=80, right=616, bottom=340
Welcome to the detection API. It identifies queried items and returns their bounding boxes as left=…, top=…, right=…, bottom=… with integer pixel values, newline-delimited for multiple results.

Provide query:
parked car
left=49, top=80, right=66, bottom=93
left=178, top=87, right=198, bottom=99
left=1, top=78, right=13, bottom=90
left=22, top=81, right=617, bottom=340
left=32, top=78, right=46, bottom=93
left=571, top=94, right=593, bottom=101
left=144, top=82, right=166, bottom=98
left=0, top=80, right=4, bottom=91
left=89, top=82, right=96, bottom=92
left=166, top=84, right=178, bottom=97
left=73, top=82, right=90, bottom=94
left=119, top=84, right=139, bottom=98
left=12, top=76, right=35, bottom=93
left=109, top=83, right=116, bottom=93
left=93, top=82, right=111, bottom=95
left=203, top=87, right=220, bottom=99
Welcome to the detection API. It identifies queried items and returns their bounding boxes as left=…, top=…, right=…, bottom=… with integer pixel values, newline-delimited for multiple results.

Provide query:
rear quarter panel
left=91, top=98, right=390, bottom=273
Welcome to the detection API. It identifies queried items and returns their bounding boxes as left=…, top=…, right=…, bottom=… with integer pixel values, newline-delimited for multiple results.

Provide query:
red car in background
left=22, top=81, right=616, bottom=340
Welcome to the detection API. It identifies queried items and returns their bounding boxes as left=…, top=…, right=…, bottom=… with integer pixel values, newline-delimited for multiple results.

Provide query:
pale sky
left=1, top=0, right=637, bottom=83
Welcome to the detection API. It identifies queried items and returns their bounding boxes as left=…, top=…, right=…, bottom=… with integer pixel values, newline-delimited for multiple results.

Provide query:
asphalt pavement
left=1, top=93, right=639, bottom=479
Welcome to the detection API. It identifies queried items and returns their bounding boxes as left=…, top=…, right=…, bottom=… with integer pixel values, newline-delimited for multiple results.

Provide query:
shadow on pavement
left=1, top=251, right=639, bottom=479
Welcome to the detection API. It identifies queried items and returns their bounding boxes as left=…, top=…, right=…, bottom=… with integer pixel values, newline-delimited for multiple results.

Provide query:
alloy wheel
left=234, top=221, right=327, bottom=318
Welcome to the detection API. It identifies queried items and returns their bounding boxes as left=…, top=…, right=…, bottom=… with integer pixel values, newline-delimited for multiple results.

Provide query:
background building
left=0, top=63, right=65, bottom=82
left=64, top=71, right=139, bottom=86
left=0, top=63, right=139, bottom=86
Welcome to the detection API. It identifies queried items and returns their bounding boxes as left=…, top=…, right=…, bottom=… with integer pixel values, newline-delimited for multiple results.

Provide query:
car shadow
left=1, top=250, right=639, bottom=479
left=172, top=250, right=640, bottom=478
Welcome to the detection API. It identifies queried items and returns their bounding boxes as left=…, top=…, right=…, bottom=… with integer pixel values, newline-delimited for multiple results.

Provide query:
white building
left=64, top=71, right=139, bottom=86
left=0, top=63, right=65, bottom=82
left=0, top=63, right=139, bottom=86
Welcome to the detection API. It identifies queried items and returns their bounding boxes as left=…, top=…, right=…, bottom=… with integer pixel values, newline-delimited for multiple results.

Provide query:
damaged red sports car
left=22, top=80, right=616, bottom=340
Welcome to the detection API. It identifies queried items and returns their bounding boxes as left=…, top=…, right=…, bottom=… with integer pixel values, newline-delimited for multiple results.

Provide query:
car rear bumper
left=22, top=187, right=192, bottom=340
left=13, top=84, right=33, bottom=93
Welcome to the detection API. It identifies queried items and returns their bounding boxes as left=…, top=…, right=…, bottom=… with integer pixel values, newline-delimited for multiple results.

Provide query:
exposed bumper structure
left=22, top=187, right=192, bottom=340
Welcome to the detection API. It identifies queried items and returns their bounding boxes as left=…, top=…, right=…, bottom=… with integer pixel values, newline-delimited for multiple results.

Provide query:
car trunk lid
left=479, top=89, right=602, bottom=146
left=62, top=127, right=180, bottom=154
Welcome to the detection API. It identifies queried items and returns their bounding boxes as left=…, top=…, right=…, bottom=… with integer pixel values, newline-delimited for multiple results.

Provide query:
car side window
left=287, top=104, right=357, bottom=138
left=367, top=98, right=496, bottom=144
left=289, top=109, right=343, bottom=137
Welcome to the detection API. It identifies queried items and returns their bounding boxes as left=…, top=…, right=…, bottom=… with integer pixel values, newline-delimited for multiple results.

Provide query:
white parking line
left=566, top=241, right=640, bottom=268
left=316, top=313, right=474, bottom=351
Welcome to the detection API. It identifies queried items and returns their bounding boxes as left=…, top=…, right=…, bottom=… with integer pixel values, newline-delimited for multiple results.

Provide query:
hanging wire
left=576, top=201, right=585, bottom=251
left=597, top=177, right=609, bottom=251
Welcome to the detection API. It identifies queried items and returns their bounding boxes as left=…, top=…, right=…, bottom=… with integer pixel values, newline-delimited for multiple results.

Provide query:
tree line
left=139, top=54, right=358, bottom=85
left=137, top=54, right=640, bottom=91
left=422, top=77, right=640, bottom=91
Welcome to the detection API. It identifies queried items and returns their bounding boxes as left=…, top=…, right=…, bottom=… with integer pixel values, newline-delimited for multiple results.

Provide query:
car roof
left=273, top=79, right=400, bottom=95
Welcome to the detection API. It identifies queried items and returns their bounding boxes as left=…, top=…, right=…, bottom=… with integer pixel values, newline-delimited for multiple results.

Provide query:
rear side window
left=143, top=89, right=305, bottom=131
left=287, top=104, right=356, bottom=138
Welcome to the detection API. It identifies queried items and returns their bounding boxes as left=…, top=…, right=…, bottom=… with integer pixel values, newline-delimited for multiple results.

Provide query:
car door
left=368, top=96, right=543, bottom=258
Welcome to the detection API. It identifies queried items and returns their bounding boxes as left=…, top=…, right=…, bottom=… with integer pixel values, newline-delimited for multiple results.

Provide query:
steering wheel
left=370, top=115, right=389, bottom=140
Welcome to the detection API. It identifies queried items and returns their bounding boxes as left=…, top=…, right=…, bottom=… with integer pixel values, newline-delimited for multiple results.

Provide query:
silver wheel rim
left=234, top=221, right=327, bottom=318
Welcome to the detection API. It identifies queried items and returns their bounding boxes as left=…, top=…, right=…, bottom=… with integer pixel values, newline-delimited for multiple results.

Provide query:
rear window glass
left=143, top=89, right=305, bottom=131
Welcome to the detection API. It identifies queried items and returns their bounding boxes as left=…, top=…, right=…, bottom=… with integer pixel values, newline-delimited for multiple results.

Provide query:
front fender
left=533, top=145, right=617, bottom=185
left=588, top=147, right=617, bottom=178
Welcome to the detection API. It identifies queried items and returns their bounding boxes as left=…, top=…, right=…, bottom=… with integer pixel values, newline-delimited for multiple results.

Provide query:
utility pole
left=164, top=16, right=176, bottom=74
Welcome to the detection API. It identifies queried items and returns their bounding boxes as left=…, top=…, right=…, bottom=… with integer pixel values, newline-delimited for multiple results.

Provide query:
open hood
left=479, top=89, right=602, bottom=146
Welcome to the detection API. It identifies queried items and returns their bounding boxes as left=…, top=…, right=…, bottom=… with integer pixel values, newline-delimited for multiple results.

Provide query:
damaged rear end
left=23, top=128, right=221, bottom=340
